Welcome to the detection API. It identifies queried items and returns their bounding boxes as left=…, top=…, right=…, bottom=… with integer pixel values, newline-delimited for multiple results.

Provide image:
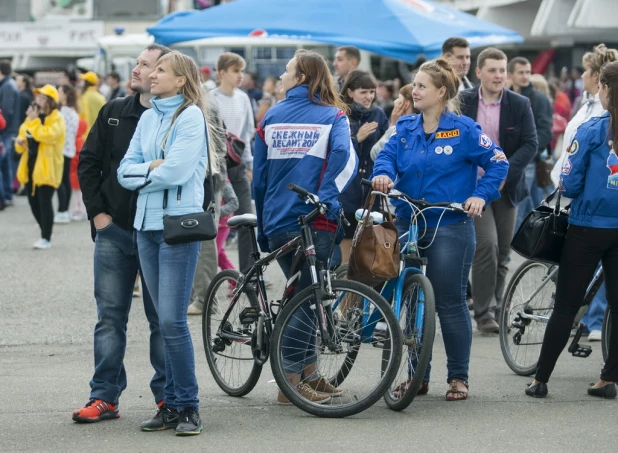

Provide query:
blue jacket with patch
left=372, top=111, right=509, bottom=227
left=560, top=112, right=618, bottom=228
left=117, top=94, right=208, bottom=231
left=253, top=84, right=358, bottom=252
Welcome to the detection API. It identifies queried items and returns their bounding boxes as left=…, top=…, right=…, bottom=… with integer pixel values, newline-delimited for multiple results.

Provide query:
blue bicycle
left=337, top=181, right=468, bottom=411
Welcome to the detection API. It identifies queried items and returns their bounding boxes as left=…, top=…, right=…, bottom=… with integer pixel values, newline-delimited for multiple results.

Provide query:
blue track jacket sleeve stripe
left=253, top=120, right=270, bottom=251
left=467, top=123, right=509, bottom=203
left=318, top=114, right=357, bottom=213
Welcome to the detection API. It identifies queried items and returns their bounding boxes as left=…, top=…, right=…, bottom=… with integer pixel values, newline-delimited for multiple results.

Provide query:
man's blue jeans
left=90, top=222, right=165, bottom=405
left=269, top=230, right=334, bottom=374
left=137, top=230, right=200, bottom=411
left=396, top=218, right=475, bottom=383
left=0, top=133, right=15, bottom=203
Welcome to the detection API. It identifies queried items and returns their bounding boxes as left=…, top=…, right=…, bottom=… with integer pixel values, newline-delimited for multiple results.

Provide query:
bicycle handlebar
left=287, top=183, right=350, bottom=227
left=288, top=183, right=311, bottom=198
left=360, top=179, right=467, bottom=214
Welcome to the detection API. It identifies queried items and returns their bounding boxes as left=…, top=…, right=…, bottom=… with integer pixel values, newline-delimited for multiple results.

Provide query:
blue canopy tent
left=147, top=0, right=523, bottom=63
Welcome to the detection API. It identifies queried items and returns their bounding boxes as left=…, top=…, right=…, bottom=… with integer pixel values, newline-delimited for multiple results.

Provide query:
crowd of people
left=1, top=35, right=617, bottom=434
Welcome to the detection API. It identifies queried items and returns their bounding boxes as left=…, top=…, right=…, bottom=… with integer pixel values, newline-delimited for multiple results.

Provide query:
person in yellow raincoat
left=78, top=71, right=106, bottom=136
left=14, top=84, right=65, bottom=249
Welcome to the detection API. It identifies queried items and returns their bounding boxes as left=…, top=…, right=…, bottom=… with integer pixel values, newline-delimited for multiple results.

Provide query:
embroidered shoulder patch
left=490, top=149, right=507, bottom=162
left=435, top=129, right=460, bottom=139
left=561, top=158, right=573, bottom=175
left=479, top=134, right=493, bottom=149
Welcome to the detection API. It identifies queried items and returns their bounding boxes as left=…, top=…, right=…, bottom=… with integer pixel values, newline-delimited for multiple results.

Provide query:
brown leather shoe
left=477, top=318, right=499, bottom=333
left=306, top=377, right=343, bottom=395
left=277, top=383, right=332, bottom=405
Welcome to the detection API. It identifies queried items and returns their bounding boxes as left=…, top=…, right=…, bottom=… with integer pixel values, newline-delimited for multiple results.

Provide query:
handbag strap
left=162, top=108, right=215, bottom=212
left=543, top=188, right=562, bottom=214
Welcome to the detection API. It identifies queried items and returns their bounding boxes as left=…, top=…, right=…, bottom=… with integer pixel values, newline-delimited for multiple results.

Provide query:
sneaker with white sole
left=33, top=239, right=51, bottom=249
left=588, top=330, right=602, bottom=341
left=54, top=211, right=70, bottom=224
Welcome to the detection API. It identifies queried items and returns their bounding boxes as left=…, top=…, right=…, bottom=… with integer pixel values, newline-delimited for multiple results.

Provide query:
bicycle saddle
left=227, top=214, right=257, bottom=229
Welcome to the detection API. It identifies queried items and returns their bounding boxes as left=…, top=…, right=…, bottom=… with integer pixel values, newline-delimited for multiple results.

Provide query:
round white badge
left=435, top=146, right=444, bottom=154
left=444, top=145, right=453, bottom=155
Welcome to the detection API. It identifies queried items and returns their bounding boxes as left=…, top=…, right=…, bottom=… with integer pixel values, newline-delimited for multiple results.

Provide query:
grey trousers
left=189, top=192, right=222, bottom=310
left=471, top=196, right=517, bottom=322
left=228, top=164, right=254, bottom=273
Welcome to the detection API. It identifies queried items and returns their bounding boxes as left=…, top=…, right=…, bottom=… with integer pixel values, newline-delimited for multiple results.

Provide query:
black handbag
left=510, top=190, right=569, bottom=265
left=162, top=112, right=217, bottom=245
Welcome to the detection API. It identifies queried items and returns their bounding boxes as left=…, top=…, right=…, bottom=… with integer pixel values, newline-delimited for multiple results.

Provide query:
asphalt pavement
left=1, top=196, right=615, bottom=453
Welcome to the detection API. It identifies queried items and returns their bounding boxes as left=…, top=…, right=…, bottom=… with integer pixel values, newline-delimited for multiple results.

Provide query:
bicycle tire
left=602, top=307, right=611, bottom=362
left=203, top=269, right=263, bottom=397
left=383, top=273, right=435, bottom=411
left=500, top=260, right=556, bottom=376
left=270, top=279, right=402, bottom=418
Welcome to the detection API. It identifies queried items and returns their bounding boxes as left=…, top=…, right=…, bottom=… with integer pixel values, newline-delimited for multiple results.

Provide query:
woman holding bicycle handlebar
left=526, top=61, right=618, bottom=399
left=253, top=50, right=358, bottom=404
left=372, top=57, right=509, bottom=400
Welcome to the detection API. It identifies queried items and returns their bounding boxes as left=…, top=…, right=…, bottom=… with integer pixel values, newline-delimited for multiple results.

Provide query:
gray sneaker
left=175, top=408, right=203, bottom=436
left=140, top=403, right=179, bottom=431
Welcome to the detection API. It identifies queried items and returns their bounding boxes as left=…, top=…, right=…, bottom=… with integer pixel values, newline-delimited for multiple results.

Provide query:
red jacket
left=70, top=118, right=88, bottom=190
left=0, top=109, right=6, bottom=130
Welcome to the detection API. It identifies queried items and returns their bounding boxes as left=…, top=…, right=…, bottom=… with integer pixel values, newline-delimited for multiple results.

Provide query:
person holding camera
left=14, top=85, right=65, bottom=249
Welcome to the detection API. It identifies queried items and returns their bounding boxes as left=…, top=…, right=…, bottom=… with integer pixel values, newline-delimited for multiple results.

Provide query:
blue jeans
left=582, top=281, right=607, bottom=332
left=269, top=230, right=334, bottom=374
left=0, top=133, right=15, bottom=203
left=91, top=222, right=165, bottom=405
left=396, top=218, right=475, bottom=383
left=137, top=230, right=200, bottom=411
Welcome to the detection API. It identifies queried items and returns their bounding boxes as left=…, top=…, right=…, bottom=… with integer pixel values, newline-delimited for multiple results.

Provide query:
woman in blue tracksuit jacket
left=118, top=52, right=207, bottom=434
left=253, top=50, right=357, bottom=404
left=527, top=61, right=618, bottom=399
left=372, top=57, right=509, bottom=401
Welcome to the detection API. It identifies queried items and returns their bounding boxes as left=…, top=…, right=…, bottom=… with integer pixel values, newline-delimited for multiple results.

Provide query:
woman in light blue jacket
left=118, top=51, right=207, bottom=436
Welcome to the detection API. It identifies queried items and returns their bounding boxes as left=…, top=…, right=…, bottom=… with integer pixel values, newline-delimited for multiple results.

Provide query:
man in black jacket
left=508, top=56, right=554, bottom=229
left=460, top=48, right=538, bottom=333
left=74, top=44, right=177, bottom=430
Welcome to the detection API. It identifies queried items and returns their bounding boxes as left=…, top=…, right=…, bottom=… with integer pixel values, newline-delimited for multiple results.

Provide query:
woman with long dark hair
left=253, top=49, right=357, bottom=403
left=526, top=61, right=618, bottom=399
left=14, top=85, right=65, bottom=249
left=339, top=70, right=389, bottom=263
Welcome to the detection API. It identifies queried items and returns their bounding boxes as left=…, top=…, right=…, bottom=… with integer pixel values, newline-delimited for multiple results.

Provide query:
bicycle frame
left=216, top=208, right=336, bottom=356
left=516, top=265, right=604, bottom=325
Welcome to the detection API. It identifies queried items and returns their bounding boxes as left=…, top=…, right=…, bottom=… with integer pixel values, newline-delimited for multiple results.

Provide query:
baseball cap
left=33, top=84, right=59, bottom=103
left=79, top=71, right=99, bottom=85
left=200, top=66, right=212, bottom=76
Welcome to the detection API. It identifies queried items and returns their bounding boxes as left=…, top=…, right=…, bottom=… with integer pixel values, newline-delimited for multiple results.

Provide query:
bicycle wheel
left=383, top=273, right=435, bottom=411
left=602, top=307, right=611, bottom=362
left=203, top=269, right=263, bottom=396
left=270, top=279, right=402, bottom=418
left=500, top=260, right=556, bottom=376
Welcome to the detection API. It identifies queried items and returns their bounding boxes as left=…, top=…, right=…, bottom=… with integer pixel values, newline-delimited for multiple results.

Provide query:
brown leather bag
left=348, top=193, right=400, bottom=286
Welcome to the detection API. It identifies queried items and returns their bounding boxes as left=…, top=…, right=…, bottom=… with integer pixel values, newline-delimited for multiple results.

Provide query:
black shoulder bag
left=510, top=189, right=569, bottom=265
left=162, top=111, right=217, bottom=245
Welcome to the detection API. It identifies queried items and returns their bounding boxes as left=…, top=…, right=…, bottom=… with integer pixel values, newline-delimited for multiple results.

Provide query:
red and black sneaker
left=72, top=399, right=119, bottom=423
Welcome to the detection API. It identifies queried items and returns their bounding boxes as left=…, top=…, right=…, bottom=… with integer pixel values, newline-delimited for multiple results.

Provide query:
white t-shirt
left=212, top=87, right=255, bottom=169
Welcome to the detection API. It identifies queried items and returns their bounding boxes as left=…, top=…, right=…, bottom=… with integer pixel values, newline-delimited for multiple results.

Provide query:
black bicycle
left=202, top=184, right=402, bottom=418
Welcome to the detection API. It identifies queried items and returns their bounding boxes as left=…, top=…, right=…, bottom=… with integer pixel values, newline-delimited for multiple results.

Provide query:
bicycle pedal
left=570, top=344, right=593, bottom=358
left=239, top=307, right=259, bottom=324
